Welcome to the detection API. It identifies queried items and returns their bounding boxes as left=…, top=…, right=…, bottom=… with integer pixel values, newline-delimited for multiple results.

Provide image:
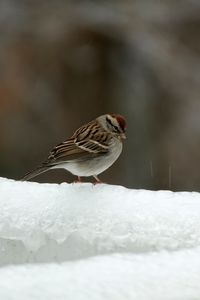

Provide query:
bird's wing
left=44, top=137, right=110, bottom=166
left=43, top=120, right=111, bottom=166
left=44, top=139, right=89, bottom=165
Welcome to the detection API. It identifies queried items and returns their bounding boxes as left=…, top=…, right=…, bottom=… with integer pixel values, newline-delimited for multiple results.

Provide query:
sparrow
left=22, top=114, right=127, bottom=183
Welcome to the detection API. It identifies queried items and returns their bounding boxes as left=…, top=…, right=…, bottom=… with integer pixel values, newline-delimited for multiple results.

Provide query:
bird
left=21, top=114, right=127, bottom=183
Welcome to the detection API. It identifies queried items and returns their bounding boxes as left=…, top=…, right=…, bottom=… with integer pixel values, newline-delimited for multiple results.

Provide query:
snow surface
left=0, top=177, right=200, bottom=299
left=1, top=250, right=200, bottom=300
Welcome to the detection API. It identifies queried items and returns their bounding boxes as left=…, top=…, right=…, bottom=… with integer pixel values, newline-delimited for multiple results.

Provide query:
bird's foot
left=93, top=175, right=103, bottom=184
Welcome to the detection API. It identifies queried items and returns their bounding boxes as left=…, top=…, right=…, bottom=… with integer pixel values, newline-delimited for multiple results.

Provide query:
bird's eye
left=113, top=125, right=120, bottom=133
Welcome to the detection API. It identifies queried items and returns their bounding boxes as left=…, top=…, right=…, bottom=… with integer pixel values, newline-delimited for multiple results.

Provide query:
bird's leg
left=77, top=176, right=82, bottom=182
left=74, top=176, right=82, bottom=183
left=93, top=175, right=103, bottom=184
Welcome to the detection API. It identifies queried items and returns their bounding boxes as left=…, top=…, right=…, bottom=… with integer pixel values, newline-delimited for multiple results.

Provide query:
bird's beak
left=120, top=133, right=126, bottom=140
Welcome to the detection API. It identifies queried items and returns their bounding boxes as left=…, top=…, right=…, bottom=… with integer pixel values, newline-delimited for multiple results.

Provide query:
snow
left=0, top=177, right=200, bottom=299
left=1, top=250, right=200, bottom=300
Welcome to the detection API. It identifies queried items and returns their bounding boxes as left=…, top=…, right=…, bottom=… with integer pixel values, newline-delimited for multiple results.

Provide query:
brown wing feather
left=45, top=138, right=89, bottom=165
left=43, top=120, right=111, bottom=166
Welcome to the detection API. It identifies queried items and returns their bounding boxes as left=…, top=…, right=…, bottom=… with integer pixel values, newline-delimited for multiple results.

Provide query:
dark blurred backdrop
left=1, top=0, right=200, bottom=191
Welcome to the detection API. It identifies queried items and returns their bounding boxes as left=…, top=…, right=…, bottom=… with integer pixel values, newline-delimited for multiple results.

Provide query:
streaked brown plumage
left=22, top=114, right=127, bottom=182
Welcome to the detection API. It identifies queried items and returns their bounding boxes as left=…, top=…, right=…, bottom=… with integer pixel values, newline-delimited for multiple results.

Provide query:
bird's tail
left=21, top=165, right=50, bottom=181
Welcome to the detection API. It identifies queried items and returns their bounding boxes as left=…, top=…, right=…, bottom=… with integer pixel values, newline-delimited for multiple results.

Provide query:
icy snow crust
left=1, top=177, right=200, bottom=264
left=1, top=177, right=200, bottom=299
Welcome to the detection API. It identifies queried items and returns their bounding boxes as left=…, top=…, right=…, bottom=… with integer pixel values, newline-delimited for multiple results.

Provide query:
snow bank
left=0, top=177, right=200, bottom=264
left=1, top=177, right=200, bottom=300
left=0, top=250, right=200, bottom=300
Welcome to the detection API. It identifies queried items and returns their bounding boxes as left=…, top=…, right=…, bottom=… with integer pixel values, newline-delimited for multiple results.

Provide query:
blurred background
left=0, top=0, right=200, bottom=191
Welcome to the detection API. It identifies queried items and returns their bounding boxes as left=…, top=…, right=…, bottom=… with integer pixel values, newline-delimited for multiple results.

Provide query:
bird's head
left=98, top=114, right=127, bottom=140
